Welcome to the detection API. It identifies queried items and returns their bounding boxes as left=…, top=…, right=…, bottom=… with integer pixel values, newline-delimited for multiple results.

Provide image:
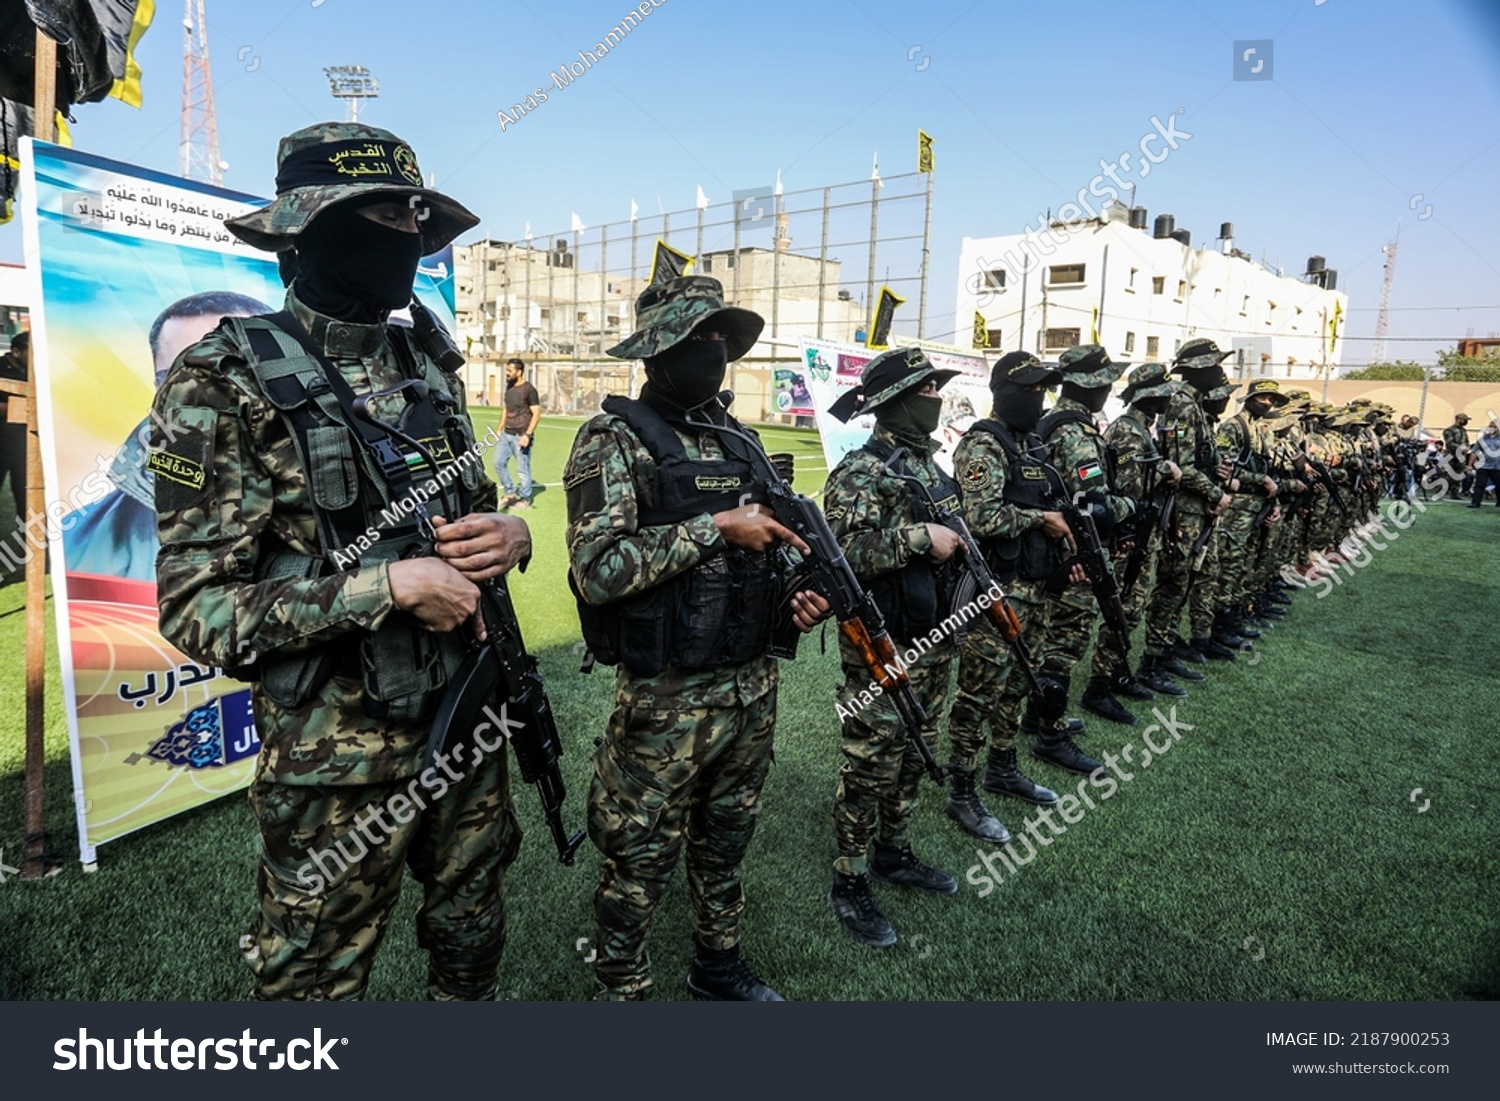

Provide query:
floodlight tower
left=1373, top=235, right=1399, bottom=363
left=325, top=65, right=380, bottom=122
left=180, top=0, right=223, bottom=186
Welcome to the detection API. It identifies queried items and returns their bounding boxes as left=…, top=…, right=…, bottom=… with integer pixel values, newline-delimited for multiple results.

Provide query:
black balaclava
left=1204, top=395, right=1230, bottom=418
left=1133, top=395, right=1170, bottom=418
left=1246, top=395, right=1277, bottom=420
left=880, top=388, right=942, bottom=445
left=292, top=196, right=425, bottom=323
left=1179, top=366, right=1227, bottom=396
left=642, top=336, right=729, bottom=416
left=1060, top=381, right=1109, bottom=414
left=994, top=383, right=1046, bottom=433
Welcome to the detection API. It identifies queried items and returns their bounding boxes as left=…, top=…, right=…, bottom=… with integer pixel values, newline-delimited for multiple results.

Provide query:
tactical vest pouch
left=255, top=552, right=337, bottom=707
left=306, top=425, right=359, bottom=512
left=673, top=548, right=778, bottom=670
left=358, top=613, right=465, bottom=722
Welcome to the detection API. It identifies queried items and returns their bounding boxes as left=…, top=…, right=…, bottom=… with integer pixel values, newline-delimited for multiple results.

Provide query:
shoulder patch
left=962, top=458, right=993, bottom=492
left=150, top=406, right=217, bottom=513
left=563, top=460, right=601, bottom=491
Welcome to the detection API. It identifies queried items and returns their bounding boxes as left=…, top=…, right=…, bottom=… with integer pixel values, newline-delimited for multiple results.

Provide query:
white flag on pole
left=571, top=212, right=586, bottom=233
left=696, top=185, right=709, bottom=210
left=630, top=199, right=639, bottom=222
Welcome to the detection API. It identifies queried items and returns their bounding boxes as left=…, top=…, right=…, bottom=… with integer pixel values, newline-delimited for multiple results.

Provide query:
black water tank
left=1220, top=222, right=1234, bottom=240
left=1323, top=270, right=1337, bottom=291
left=1172, top=228, right=1191, bottom=247
left=1306, top=255, right=1326, bottom=274
left=1129, top=207, right=1148, bottom=230
left=1154, top=214, right=1175, bottom=239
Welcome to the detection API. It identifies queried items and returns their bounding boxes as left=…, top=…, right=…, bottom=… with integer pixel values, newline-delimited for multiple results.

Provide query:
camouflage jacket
left=1160, top=387, right=1220, bottom=513
left=152, top=289, right=497, bottom=785
left=1103, top=407, right=1156, bottom=500
left=1441, top=424, right=1470, bottom=461
left=952, top=420, right=1051, bottom=542
left=563, top=406, right=778, bottom=709
left=1044, top=396, right=1136, bottom=523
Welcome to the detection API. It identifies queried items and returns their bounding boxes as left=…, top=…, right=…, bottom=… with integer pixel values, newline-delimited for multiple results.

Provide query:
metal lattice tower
left=1373, top=236, right=1398, bottom=362
left=180, top=0, right=222, bottom=187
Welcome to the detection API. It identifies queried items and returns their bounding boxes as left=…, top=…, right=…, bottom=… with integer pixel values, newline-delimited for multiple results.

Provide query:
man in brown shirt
left=496, top=357, right=541, bottom=509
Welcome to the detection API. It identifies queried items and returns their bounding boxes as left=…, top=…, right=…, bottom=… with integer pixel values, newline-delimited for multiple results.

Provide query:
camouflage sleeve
left=564, top=416, right=724, bottom=606
left=823, top=450, right=930, bottom=583
left=152, top=341, right=396, bottom=670
left=1164, top=393, right=1220, bottom=503
left=1050, top=424, right=1136, bottom=522
left=953, top=432, right=1045, bottom=539
left=1105, top=419, right=1145, bottom=498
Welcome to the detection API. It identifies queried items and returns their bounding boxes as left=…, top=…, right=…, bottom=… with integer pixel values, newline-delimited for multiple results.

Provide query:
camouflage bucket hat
left=1118, top=362, right=1174, bottom=404
left=1057, top=344, right=1126, bottom=388
left=1205, top=383, right=1233, bottom=402
left=828, top=346, right=957, bottom=423
left=223, top=123, right=480, bottom=254
left=990, top=350, right=1061, bottom=390
left=1172, top=337, right=1232, bottom=374
left=607, top=275, right=764, bottom=362
left=1239, top=378, right=1289, bottom=406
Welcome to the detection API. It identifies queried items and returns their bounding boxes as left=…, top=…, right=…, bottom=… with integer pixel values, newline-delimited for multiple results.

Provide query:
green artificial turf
left=0, top=415, right=1495, bottom=1001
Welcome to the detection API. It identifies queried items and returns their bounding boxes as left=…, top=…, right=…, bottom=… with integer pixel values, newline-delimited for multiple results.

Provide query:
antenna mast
left=180, top=0, right=222, bottom=186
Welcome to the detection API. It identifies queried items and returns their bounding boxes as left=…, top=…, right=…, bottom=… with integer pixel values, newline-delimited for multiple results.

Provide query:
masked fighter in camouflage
left=943, top=352, right=1086, bottom=844
left=820, top=347, right=963, bottom=948
left=565, top=276, right=829, bottom=1000
left=1037, top=344, right=1141, bottom=730
left=153, top=123, right=531, bottom=999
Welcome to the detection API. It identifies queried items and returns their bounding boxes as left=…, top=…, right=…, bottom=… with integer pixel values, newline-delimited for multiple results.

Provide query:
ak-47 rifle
left=1037, top=457, right=1135, bottom=692
left=882, top=448, right=1054, bottom=703
left=1185, top=448, right=1242, bottom=597
left=1300, top=452, right=1350, bottom=516
left=1119, top=443, right=1175, bottom=596
left=352, top=381, right=585, bottom=866
left=685, top=402, right=952, bottom=785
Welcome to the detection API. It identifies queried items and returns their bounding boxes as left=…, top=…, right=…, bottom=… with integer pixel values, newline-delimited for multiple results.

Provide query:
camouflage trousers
left=1038, top=574, right=1099, bottom=679
left=245, top=747, right=521, bottom=1000
left=1145, top=509, right=1220, bottom=652
left=832, top=646, right=953, bottom=876
left=947, top=579, right=1049, bottom=767
left=588, top=691, right=776, bottom=1000
left=1215, top=499, right=1262, bottom=609
left=1091, top=543, right=1153, bottom=680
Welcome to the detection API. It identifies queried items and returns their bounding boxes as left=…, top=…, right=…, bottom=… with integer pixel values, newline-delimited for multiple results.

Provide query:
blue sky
left=4, top=0, right=1498, bottom=362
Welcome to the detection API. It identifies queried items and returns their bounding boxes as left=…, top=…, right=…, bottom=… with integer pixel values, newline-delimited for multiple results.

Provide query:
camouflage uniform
left=1441, top=418, right=1470, bottom=501
left=1146, top=341, right=1231, bottom=659
left=566, top=276, right=789, bottom=1000
left=1213, top=380, right=1285, bottom=629
left=154, top=124, right=521, bottom=1001
left=1035, top=347, right=1136, bottom=725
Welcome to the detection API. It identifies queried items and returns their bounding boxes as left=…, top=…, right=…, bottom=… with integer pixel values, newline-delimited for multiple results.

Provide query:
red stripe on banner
left=65, top=572, right=158, bottom=607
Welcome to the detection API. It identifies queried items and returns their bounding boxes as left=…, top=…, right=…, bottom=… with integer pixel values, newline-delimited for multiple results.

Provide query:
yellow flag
left=1090, top=305, right=1100, bottom=344
left=973, top=312, right=989, bottom=349
left=1327, top=300, right=1343, bottom=354
left=866, top=286, right=906, bottom=349
left=917, top=130, right=934, bottom=173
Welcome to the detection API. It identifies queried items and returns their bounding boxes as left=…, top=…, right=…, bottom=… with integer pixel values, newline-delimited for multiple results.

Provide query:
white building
left=956, top=205, right=1349, bottom=381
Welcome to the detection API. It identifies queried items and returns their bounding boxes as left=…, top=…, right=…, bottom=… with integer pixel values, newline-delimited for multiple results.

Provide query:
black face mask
left=994, top=384, right=1046, bottom=432
left=1060, top=382, right=1109, bottom=414
left=1204, top=397, right=1230, bottom=418
left=1134, top=396, right=1169, bottom=418
left=643, top=338, right=729, bottom=413
left=881, top=391, right=942, bottom=444
left=293, top=200, right=425, bottom=322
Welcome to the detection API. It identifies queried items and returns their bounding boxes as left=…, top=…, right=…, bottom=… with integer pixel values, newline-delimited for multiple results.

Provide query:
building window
left=986, top=328, right=1004, bottom=348
left=539, top=308, right=551, bottom=320
left=1044, top=327, right=1081, bottom=350
left=1049, top=264, right=1086, bottom=285
left=1124, top=331, right=1136, bottom=353
left=1146, top=335, right=1160, bottom=357
left=984, top=268, right=1006, bottom=289
left=1129, top=267, right=1138, bottom=288
left=701, top=257, right=712, bottom=273
left=1177, top=279, right=1187, bottom=297
left=499, top=305, right=511, bottom=319
left=1242, top=295, right=1251, bottom=312
left=607, top=314, right=620, bottom=327
left=1152, top=276, right=1165, bottom=295
left=1214, top=287, right=1222, bottom=298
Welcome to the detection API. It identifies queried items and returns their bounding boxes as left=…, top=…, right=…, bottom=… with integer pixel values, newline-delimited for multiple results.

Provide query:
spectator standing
left=496, top=357, right=542, bottom=509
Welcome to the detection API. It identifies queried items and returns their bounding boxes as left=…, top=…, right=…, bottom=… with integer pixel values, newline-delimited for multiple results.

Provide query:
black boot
left=685, top=944, right=785, bottom=1001
left=1081, top=676, right=1137, bottom=725
left=982, top=747, right=1059, bottom=807
left=1211, top=613, right=1246, bottom=649
left=1137, top=654, right=1188, bottom=697
left=1231, top=608, right=1262, bottom=639
left=946, top=767, right=1014, bottom=841
left=1160, top=653, right=1206, bottom=681
left=1031, top=730, right=1105, bottom=776
left=1193, top=635, right=1237, bottom=661
left=826, top=872, right=897, bottom=948
left=870, top=843, right=958, bottom=896
left=1172, top=637, right=1207, bottom=665
left=1021, top=706, right=1085, bottom=738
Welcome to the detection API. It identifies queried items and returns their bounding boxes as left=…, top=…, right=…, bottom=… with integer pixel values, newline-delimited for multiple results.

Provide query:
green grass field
left=0, top=412, right=1495, bottom=1000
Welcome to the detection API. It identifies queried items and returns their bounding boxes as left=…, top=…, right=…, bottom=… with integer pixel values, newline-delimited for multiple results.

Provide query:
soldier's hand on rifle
left=1216, top=461, right=1234, bottom=482
left=1264, top=476, right=1279, bottom=498
left=925, top=523, right=965, bottom=562
left=388, top=557, right=483, bottom=638
left=1268, top=505, right=1283, bottom=525
left=1212, top=492, right=1232, bottom=515
left=789, top=590, right=831, bottom=632
left=713, top=504, right=809, bottom=554
left=1164, top=460, right=1182, bottom=482
left=431, top=513, right=532, bottom=582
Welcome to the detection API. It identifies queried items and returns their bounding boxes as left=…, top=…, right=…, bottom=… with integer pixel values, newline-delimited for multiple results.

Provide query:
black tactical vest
left=571, top=397, right=781, bottom=677
left=855, top=438, right=962, bottom=643
left=226, top=313, right=483, bottom=721
left=967, top=418, right=1063, bottom=582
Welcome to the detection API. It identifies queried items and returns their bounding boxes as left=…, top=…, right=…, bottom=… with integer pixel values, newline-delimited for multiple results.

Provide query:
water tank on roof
left=1219, top=222, right=1234, bottom=240
left=1171, top=228, right=1191, bottom=247
left=1129, top=207, right=1148, bottom=230
left=1306, top=255, right=1326, bottom=274
left=1322, top=269, right=1337, bottom=291
left=1154, top=214, right=1175, bottom=239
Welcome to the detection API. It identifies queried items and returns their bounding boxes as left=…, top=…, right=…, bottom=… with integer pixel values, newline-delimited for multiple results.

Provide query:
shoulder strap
left=969, top=417, right=1023, bottom=460
left=601, top=395, right=687, bottom=463
left=1037, top=407, right=1093, bottom=443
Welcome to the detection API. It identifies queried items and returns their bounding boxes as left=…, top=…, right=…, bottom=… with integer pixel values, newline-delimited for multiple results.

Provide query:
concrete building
left=957, top=204, right=1349, bottom=381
